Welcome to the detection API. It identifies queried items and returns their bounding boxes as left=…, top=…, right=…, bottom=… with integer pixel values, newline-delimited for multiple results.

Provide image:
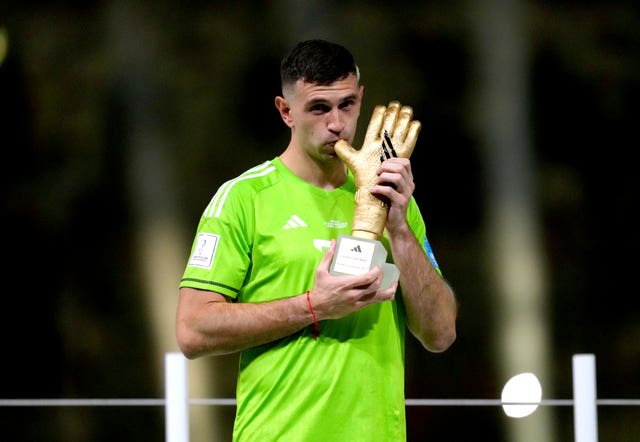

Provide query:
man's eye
left=310, top=104, right=330, bottom=113
left=339, top=100, right=355, bottom=110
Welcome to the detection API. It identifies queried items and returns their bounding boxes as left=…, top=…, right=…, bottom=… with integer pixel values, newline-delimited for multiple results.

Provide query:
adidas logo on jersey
left=283, top=214, right=308, bottom=230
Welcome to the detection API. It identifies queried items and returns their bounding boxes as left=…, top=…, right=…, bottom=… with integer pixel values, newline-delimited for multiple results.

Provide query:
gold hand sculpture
left=335, top=101, right=421, bottom=240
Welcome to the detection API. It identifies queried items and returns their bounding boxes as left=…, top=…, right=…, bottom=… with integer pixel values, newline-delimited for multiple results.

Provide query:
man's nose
left=327, top=109, right=344, bottom=133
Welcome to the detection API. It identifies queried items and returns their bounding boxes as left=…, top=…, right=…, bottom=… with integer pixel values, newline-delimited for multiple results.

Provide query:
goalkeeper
left=176, top=39, right=457, bottom=442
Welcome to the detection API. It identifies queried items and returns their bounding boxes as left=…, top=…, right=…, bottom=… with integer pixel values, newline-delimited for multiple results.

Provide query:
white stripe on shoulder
left=204, top=161, right=276, bottom=218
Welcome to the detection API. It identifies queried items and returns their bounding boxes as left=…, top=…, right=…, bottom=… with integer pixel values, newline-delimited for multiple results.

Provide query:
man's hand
left=371, top=157, right=416, bottom=236
left=334, top=101, right=421, bottom=239
left=308, top=240, right=398, bottom=320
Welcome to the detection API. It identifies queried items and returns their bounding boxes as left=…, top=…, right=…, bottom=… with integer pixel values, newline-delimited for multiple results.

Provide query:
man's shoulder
left=226, top=160, right=280, bottom=192
left=203, top=160, right=280, bottom=219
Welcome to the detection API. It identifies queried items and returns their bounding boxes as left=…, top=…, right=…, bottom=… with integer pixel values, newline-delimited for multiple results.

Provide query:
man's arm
left=176, top=240, right=397, bottom=359
left=371, top=157, right=457, bottom=352
left=176, top=287, right=312, bottom=359
left=387, top=226, right=457, bottom=352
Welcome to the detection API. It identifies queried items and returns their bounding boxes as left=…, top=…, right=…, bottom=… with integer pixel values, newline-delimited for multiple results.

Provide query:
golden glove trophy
left=329, top=101, right=421, bottom=289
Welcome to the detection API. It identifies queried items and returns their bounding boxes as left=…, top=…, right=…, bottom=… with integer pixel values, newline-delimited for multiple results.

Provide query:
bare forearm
left=389, top=226, right=457, bottom=352
left=177, top=242, right=401, bottom=359
left=177, top=289, right=314, bottom=358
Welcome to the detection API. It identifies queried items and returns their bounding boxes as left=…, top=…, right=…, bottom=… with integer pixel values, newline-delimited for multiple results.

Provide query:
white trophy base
left=329, top=234, right=399, bottom=290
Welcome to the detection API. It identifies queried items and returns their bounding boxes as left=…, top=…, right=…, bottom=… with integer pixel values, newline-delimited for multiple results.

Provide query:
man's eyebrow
left=305, top=94, right=358, bottom=107
left=305, top=98, right=330, bottom=107
left=340, top=93, right=359, bottom=102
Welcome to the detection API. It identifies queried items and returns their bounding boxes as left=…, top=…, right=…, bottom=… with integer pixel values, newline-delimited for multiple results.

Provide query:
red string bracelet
left=306, top=290, right=319, bottom=340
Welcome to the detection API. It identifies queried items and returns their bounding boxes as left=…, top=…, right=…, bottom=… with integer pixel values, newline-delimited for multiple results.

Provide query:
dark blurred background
left=1, top=1, right=638, bottom=441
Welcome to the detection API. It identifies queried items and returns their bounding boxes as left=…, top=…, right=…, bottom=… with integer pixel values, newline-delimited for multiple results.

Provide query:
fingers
left=376, top=157, right=413, bottom=186
left=371, top=158, right=415, bottom=213
left=380, top=102, right=420, bottom=157
left=363, top=101, right=420, bottom=156
left=313, top=259, right=396, bottom=320
left=318, top=240, right=336, bottom=272
left=404, top=120, right=421, bottom=151
left=353, top=267, right=397, bottom=304
left=391, top=105, right=419, bottom=158
left=334, top=139, right=359, bottom=169
left=393, top=105, right=413, bottom=142
left=363, top=105, right=386, bottom=146
left=382, top=101, right=401, bottom=136
left=373, top=279, right=398, bottom=302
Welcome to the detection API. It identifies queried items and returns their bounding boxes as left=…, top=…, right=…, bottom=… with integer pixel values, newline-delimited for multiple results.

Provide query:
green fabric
left=180, top=157, right=434, bottom=441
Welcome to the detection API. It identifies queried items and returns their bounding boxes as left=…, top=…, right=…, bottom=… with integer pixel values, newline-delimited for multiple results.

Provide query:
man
left=176, top=39, right=457, bottom=441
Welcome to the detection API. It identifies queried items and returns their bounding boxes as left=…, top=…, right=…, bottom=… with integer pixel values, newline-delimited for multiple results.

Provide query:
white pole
left=165, top=352, right=189, bottom=442
left=573, top=354, right=598, bottom=442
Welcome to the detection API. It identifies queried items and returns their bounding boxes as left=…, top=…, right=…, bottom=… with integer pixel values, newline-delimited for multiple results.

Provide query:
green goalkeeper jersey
left=180, top=157, right=440, bottom=442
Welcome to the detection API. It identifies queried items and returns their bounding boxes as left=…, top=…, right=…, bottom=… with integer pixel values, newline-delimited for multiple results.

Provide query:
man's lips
left=324, top=140, right=338, bottom=150
left=323, top=142, right=339, bottom=157
left=327, top=138, right=346, bottom=148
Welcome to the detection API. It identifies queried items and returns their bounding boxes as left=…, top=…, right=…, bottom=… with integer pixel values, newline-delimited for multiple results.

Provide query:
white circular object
left=501, top=372, right=542, bottom=418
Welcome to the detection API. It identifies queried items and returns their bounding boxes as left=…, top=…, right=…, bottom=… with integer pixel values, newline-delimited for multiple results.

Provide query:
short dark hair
left=280, top=39, right=359, bottom=89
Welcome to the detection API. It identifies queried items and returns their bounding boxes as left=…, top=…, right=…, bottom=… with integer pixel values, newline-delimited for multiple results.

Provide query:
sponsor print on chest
left=280, top=214, right=350, bottom=252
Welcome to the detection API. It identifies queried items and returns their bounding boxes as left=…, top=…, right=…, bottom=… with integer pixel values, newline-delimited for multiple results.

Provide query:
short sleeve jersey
left=180, top=158, right=440, bottom=442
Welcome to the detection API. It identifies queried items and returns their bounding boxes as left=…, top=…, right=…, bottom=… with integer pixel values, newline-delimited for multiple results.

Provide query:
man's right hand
left=307, top=240, right=398, bottom=321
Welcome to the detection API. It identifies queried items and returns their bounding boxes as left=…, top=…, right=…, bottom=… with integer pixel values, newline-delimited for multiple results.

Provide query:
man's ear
left=274, top=96, right=294, bottom=128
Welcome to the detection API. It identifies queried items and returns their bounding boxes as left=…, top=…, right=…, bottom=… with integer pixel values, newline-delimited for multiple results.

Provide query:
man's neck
left=279, top=145, right=347, bottom=191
